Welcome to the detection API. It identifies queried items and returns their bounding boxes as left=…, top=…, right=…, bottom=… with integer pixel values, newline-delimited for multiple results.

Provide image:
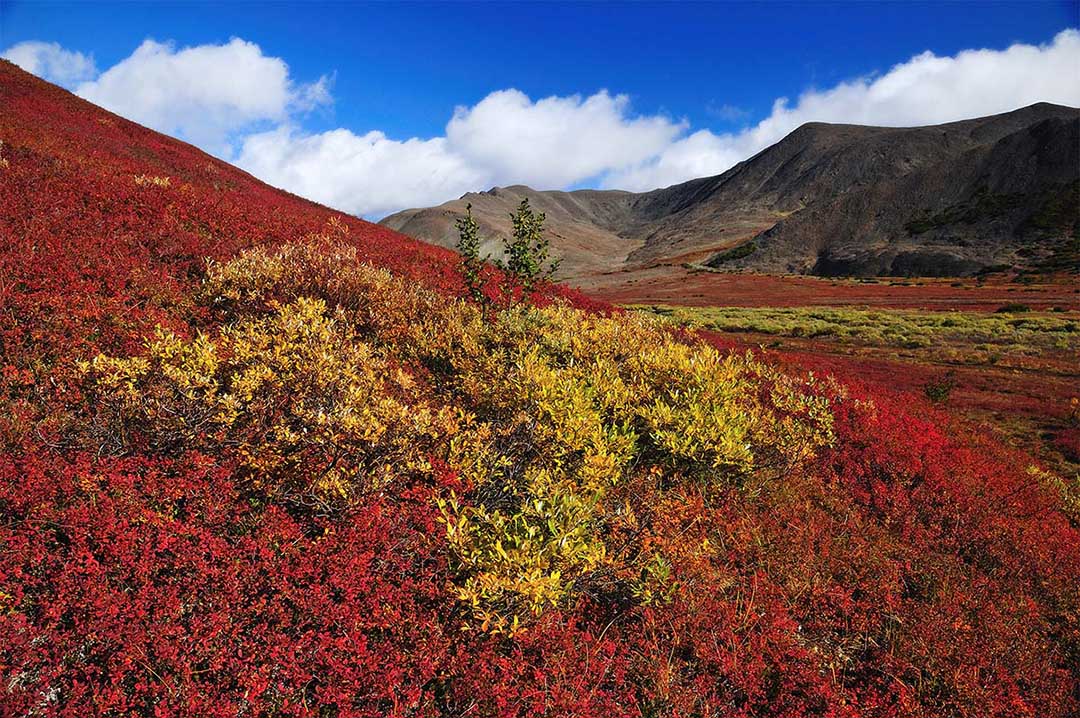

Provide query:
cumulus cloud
left=236, top=89, right=685, bottom=216
left=5, top=30, right=1079, bottom=216
left=445, top=89, right=684, bottom=188
left=74, top=38, right=329, bottom=155
left=609, top=29, right=1080, bottom=190
left=604, top=130, right=748, bottom=192
left=2, top=41, right=97, bottom=86
left=237, top=126, right=487, bottom=219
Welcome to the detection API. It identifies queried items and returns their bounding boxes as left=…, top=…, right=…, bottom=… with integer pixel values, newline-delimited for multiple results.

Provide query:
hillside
left=381, top=104, right=1080, bottom=279
left=379, top=184, right=646, bottom=278
left=2, top=61, right=1079, bottom=717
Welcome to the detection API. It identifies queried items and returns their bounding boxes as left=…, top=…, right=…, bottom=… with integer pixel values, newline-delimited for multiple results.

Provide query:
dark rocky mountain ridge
left=381, top=104, right=1080, bottom=279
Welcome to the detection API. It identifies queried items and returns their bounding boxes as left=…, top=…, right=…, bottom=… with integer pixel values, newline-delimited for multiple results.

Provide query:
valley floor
left=608, top=268, right=1080, bottom=475
left=580, top=263, right=1080, bottom=311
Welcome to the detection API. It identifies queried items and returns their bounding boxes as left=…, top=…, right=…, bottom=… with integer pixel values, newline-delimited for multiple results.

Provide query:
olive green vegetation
left=1029, top=181, right=1080, bottom=273
left=456, top=198, right=561, bottom=308
left=904, top=188, right=1026, bottom=235
left=905, top=181, right=1079, bottom=238
left=902, top=182, right=1080, bottom=274
left=498, top=198, right=560, bottom=295
left=634, top=304, right=1080, bottom=361
left=1026, top=181, right=1080, bottom=237
left=708, top=241, right=757, bottom=264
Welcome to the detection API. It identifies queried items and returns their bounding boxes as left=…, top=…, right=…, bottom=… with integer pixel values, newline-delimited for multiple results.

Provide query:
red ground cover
left=583, top=265, right=1080, bottom=312
left=1, top=62, right=1077, bottom=717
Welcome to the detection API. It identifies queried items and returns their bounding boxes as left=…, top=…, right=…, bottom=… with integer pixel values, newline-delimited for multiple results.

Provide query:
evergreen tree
left=501, top=198, right=559, bottom=303
left=455, top=203, right=487, bottom=305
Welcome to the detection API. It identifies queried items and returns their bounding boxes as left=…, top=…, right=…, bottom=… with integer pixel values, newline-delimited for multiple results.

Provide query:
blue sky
left=3, top=2, right=1079, bottom=217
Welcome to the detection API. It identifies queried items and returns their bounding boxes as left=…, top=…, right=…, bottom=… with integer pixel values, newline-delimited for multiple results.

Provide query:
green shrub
left=923, top=371, right=957, bottom=404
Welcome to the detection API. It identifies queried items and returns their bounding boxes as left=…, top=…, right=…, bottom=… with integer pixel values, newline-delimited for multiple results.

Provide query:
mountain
left=381, top=104, right=1080, bottom=279
left=380, top=185, right=645, bottom=278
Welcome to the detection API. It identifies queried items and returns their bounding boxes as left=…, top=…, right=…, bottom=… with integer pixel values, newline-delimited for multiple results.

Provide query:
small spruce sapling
left=455, top=203, right=488, bottom=306
left=499, top=198, right=560, bottom=305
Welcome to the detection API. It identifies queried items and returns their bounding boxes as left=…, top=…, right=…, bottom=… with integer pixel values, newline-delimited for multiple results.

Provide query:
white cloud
left=445, top=89, right=684, bottom=188
left=608, top=29, right=1080, bottom=191
left=236, top=125, right=487, bottom=219
left=5, top=30, right=1079, bottom=216
left=604, top=130, right=747, bottom=191
left=233, top=28, right=1080, bottom=213
left=2, top=41, right=96, bottom=86
left=74, top=38, right=329, bottom=156
left=235, top=88, right=685, bottom=217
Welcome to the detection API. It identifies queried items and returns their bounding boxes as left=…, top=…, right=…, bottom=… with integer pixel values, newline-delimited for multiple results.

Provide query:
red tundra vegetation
left=1, top=61, right=1078, bottom=717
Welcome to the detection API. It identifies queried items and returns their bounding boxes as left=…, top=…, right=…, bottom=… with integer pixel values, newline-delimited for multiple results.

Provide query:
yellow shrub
left=422, top=304, right=832, bottom=628
left=202, top=240, right=458, bottom=351
left=133, top=174, right=171, bottom=188
left=85, top=242, right=835, bottom=631
left=85, top=296, right=453, bottom=510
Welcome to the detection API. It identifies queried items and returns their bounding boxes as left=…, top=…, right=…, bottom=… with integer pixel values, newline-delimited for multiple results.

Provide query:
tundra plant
left=85, top=241, right=834, bottom=634
left=501, top=198, right=559, bottom=299
left=455, top=203, right=487, bottom=306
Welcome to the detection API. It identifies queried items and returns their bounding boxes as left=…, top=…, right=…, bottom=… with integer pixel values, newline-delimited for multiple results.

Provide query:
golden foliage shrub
left=132, top=174, right=171, bottom=188
left=85, top=242, right=834, bottom=632
left=84, top=296, right=455, bottom=511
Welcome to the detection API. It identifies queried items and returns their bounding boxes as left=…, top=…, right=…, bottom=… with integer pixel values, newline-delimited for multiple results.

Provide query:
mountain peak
left=385, top=104, right=1079, bottom=280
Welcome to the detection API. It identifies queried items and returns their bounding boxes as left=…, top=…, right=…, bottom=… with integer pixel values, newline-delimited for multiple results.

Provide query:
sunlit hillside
left=1, top=61, right=1078, bottom=717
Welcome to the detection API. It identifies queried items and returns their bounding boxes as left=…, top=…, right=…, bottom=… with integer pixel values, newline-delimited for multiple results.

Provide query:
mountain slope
left=381, top=104, right=1080, bottom=278
left=0, top=58, right=463, bottom=302
left=0, top=58, right=590, bottom=372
